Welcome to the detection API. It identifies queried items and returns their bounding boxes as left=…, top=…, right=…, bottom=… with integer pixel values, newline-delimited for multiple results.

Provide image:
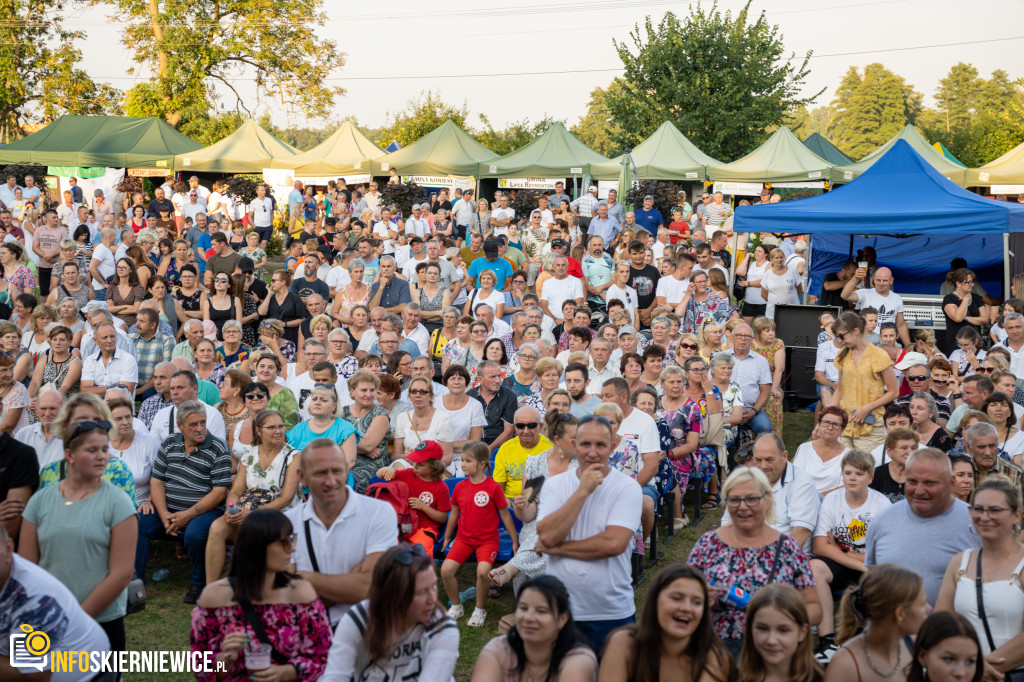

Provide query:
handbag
left=236, top=448, right=295, bottom=510
left=125, top=578, right=147, bottom=615
left=974, top=549, right=1024, bottom=682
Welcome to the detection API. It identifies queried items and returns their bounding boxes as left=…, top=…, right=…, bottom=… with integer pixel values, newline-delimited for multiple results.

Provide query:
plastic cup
left=244, top=641, right=272, bottom=672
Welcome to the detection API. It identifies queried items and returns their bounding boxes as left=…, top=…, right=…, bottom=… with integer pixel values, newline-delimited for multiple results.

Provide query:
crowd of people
left=0, top=173, right=1022, bottom=682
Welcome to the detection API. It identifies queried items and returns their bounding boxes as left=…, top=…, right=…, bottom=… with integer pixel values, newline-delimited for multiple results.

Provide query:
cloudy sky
left=71, top=0, right=1024, bottom=135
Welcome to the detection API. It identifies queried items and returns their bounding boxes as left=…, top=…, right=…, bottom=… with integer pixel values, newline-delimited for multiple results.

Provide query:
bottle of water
left=228, top=503, right=239, bottom=516
left=152, top=569, right=170, bottom=582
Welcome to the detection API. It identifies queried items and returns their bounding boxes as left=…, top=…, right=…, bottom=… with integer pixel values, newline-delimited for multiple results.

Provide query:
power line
left=812, top=34, right=1024, bottom=57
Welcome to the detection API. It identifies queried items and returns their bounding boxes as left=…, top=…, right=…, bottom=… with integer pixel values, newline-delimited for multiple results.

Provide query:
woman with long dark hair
left=473, top=575, right=595, bottom=682
left=191, top=509, right=331, bottom=681
left=906, top=613, right=984, bottom=682
left=739, top=584, right=823, bottom=682
left=322, top=544, right=459, bottom=681
left=106, top=257, right=146, bottom=327
left=599, top=564, right=734, bottom=682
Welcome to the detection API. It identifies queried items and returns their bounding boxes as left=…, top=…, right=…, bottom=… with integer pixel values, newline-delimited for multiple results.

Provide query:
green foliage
left=572, top=84, right=625, bottom=157
left=0, top=0, right=122, bottom=136
left=607, top=3, right=820, bottom=162
left=174, top=108, right=248, bottom=147
left=374, top=91, right=471, bottom=148
left=509, top=190, right=542, bottom=226
left=0, top=164, right=47, bottom=186
left=827, top=63, right=922, bottom=159
left=786, top=105, right=833, bottom=141
left=381, top=182, right=424, bottom=220
left=476, top=114, right=562, bottom=156
left=626, top=180, right=683, bottom=222
left=223, top=175, right=266, bottom=205
left=100, top=0, right=344, bottom=126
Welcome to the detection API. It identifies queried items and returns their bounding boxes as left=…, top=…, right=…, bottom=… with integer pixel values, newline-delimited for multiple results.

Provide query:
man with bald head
left=493, top=406, right=551, bottom=501
left=170, top=356, right=220, bottom=405
left=14, top=389, right=64, bottom=470
left=139, top=361, right=177, bottom=428
left=726, top=322, right=773, bottom=433
left=299, top=293, right=327, bottom=341
left=841, top=265, right=910, bottom=346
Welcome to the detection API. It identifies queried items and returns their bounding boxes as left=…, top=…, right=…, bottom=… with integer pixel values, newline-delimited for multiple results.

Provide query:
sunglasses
left=679, top=343, right=698, bottom=350
left=515, top=421, right=540, bottom=430
left=67, top=419, right=112, bottom=440
left=244, top=391, right=268, bottom=400
left=393, top=544, right=427, bottom=565
left=976, top=367, right=994, bottom=374
left=408, top=389, right=431, bottom=396
left=906, top=374, right=929, bottom=381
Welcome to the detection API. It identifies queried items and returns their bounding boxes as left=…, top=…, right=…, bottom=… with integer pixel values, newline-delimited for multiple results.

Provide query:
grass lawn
left=125, top=409, right=818, bottom=681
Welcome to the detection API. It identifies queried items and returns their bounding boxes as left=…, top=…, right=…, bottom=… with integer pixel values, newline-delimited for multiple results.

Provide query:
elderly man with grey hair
left=368, top=313, right=421, bottom=359
left=81, top=306, right=135, bottom=356
left=150, top=370, right=227, bottom=444
left=586, top=336, right=619, bottom=395
left=368, top=254, right=411, bottom=314
left=992, top=311, right=1024, bottom=376
left=401, top=301, right=429, bottom=355
left=539, top=254, right=584, bottom=325
left=525, top=304, right=557, bottom=345
left=136, top=398, right=231, bottom=603
left=13, top=389, right=65, bottom=470
left=963, top=421, right=1000, bottom=482
left=172, top=319, right=205, bottom=362
left=89, top=227, right=118, bottom=299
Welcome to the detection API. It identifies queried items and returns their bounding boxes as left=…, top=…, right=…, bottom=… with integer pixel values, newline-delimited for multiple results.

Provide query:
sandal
left=488, top=564, right=514, bottom=587
left=701, top=493, right=722, bottom=510
left=673, top=516, right=689, bottom=531
left=488, top=584, right=502, bottom=598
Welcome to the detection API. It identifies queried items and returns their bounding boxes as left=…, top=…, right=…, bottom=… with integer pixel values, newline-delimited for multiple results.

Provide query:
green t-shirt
left=198, top=379, right=220, bottom=406
left=23, top=480, right=137, bottom=623
left=504, top=247, right=527, bottom=272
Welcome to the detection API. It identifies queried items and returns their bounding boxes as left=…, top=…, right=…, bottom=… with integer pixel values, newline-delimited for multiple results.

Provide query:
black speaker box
left=787, top=346, right=819, bottom=400
left=772, top=304, right=841, bottom=349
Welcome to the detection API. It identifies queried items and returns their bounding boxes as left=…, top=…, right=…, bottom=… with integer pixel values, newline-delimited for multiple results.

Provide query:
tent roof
left=706, top=126, right=833, bottom=183
left=965, top=139, right=1024, bottom=186
left=479, top=122, right=615, bottom=180
left=733, top=139, right=1024, bottom=235
left=371, top=120, right=496, bottom=177
left=802, top=133, right=852, bottom=165
left=831, top=125, right=968, bottom=185
left=592, top=121, right=721, bottom=181
left=933, top=141, right=966, bottom=168
left=269, top=121, right=384, bottom=175
left=176, top=120, right=298, bottom=174
left=0, top=115, right=202, bottom=169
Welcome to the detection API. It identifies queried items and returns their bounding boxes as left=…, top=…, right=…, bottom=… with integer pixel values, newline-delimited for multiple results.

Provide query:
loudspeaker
left=787, top=346, right=819, bottom=400
left=773, top=304, right=841, bottom=349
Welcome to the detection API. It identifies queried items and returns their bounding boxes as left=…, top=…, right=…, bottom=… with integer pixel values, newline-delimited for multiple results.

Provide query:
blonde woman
left=752, top=316, right=786, bottom=435
left=698, top=320, right=725, bottom=362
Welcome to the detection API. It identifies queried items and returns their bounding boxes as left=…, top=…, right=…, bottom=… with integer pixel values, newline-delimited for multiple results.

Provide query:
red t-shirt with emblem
left=451, top=477, right=508, bottom=545
left=395, top=468, right=451, bottom=532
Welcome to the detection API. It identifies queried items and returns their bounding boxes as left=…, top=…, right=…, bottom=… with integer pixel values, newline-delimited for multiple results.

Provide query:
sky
left=68, top=0, right=1024, bottom=137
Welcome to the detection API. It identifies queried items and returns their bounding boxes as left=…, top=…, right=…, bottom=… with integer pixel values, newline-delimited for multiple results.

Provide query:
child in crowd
left=877, top=322, right=901, bottom=364
left=376, top=440, right=451, bottom=554
left=440, top=442, right=518, bottom=628
left=668, top=209, right=690, bottom=244
left=860, top=307, right=880, bottom=345
left=817, top=311, right=835, bottom=344
left=949, top=326, right=986, bottom=381
left=809, top=449, right=892, bottom=662
left=990, top=297, right=1023, bottom=344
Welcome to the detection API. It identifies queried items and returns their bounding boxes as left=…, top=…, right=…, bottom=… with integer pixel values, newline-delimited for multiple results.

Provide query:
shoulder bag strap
left=975, top=549, right=999, bottom=652
left=766, top=535, right=786, bottom=584
left=229, top=578, right=290, bottom=666
left=303, top=518, right=321, bottom=573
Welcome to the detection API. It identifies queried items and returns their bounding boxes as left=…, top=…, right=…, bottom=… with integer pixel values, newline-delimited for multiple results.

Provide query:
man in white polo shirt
left=247, top=184, right=275, bottom=249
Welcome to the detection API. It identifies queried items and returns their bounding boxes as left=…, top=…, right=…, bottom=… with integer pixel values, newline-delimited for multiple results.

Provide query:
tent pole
left=804, top=234, right=813, bottom=304
left=1005, top=233, right=1011, bottom=300
left=729, top=231, right=739, bottom=303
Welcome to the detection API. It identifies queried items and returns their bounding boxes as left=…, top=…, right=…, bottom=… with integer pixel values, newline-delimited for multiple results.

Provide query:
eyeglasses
left=515, top=421, right=540, bottom=430
left=275, top=533, right=297, bottom=548
left=970, top=504, right=1010, bottom=517
left=408, top=389, right=431, bottom=396
left=67, top=419, right=113, bottom=440
left=261, top=424, right=286, bottom=431
left=733, top=333, right=753, bottom=339
left=725, top=494, right=765, bottom=509
left=244, top=391, right=268, bottom=400
left=834, top=331, right=848, bottom=341
left=393, top=543, right=427, bottom=565
left=471, top=329, right=487, bottom=334
left=688, top=366, right=707, bottom=373
left=819, top=420, right=844, bottom=429
left=962, top=280, right=975, bottom=286
left=906, top=374, right=929, bottom=382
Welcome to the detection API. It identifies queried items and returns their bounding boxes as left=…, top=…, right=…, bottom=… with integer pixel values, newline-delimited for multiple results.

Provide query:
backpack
left=365, top=480, right=418, bottom=540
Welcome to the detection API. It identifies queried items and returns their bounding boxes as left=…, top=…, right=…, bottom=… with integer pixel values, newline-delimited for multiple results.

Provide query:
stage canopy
left=802, top=133, right=852, bottom=165
left=0, top=115, right=201, bottom=169
left=831, top=125, right=968, bottom=185
left=270, top=121, right=384, bottom=176
left=965, top=139, right=1024, bottom=187
left=706, top=127, right=833, bottom=183
left=591, top=121, right=721, bottom=182
left=371, top=120, right=496, bottom=178
left=479, top=122, right=615, bottom=180
left=175, top=120, right=298, bottom=174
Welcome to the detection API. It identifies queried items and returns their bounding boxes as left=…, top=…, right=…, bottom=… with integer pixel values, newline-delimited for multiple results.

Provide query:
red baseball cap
left=406, top=440, right=443, bottom=464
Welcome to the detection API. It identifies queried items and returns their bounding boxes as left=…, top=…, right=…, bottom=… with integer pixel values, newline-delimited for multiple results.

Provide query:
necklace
left=862, top=636, right=902, bottom=678
left=60, top=479, right=100, bottom=506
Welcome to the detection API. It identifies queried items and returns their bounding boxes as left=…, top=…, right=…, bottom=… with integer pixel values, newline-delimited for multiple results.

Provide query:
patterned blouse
left=4, top=265, right=36, bottom=294
left=253, top=340, right=297, bottom=364
left=190, top=600, right=331, bottom=681
left=681, top=292, right=737, bottom=335
left=216, top=343, right=252, bottom=371
left=39, top=457, right=137, bottom=507
left=688, top=531, right=814, bottom=640
left=194, top=362, right=227, bottom=387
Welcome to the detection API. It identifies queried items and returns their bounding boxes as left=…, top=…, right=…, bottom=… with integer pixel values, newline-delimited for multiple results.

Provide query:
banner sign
left=401, top=175, right=474, bottom=192
left=498, top=178, right=564, bottom=190
left=713, top=181, right=763, bottom=196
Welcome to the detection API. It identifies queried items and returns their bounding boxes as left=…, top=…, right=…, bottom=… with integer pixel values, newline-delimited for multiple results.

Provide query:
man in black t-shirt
left=146, top=186, right=174, bottom=218
left=625, top=240, right=660, bottom=327
left=0, top=431, right=39, bottom=542
left=820, top=261, right=855, bottom=309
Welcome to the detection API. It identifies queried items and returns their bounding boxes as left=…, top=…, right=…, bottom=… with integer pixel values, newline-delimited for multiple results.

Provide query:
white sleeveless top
left=744, top=260, right=770, bottom=304
left=952, top=549, right=1024, bottom=654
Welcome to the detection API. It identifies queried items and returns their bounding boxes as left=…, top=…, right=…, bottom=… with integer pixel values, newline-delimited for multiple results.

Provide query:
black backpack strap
left=766, top=535, right=785, bottom=584
left=229, top=578, right=289, bottom=666
left=975, top=549, right=999, bottom=652
left=303, top=518, right=320, bottom=573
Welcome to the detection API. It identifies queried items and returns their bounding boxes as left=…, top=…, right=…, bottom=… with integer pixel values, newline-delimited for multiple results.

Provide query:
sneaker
left=814, top=641, right=839, bottom=664
left=467, top=608, right=487, bottom=627
left=447, top=604, right=464, bottom=619
left=183, top=585, right=203, bottom=604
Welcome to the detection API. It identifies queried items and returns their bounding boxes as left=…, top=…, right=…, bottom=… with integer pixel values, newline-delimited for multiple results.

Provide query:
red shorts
left=446, top=537, right=498, bottom=565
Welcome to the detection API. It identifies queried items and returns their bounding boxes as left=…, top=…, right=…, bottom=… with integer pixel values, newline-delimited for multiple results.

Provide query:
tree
left=476, top=115, right=562, bottom=156
left=934, top=62, right=983, bottom=131
left=786, top=105, right=832, bottom=141
left=99, top=0, right=344, bottom=126
left=827, top=63, right=922, bottom=159
left=373, top=91, right=471, bottom=148
left=0, top=0, right=121, bottom=140
left=572, top=85, right=624, bottom=157
left=606, top=2, right=820, bottom=161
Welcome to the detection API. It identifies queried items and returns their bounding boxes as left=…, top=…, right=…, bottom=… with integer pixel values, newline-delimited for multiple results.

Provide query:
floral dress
left=235, top=443, right=301, bottom=508
left=687, top=531, right=814, bottom=640
left=343, top=404, right=390, bottom=493
left=239, top=247, right=268, bottom=280
left=335, top=286, right=369, bottom=323
left=194, top=362, right=226, bottom=387
left=713, top=381, right=745, bottom=445
left=253, top=339, right=297, bottom=363
left=190, top=601, right=331, bottom=681
left=4, top=265, right=36, bottom=294
left=681, top=292, right=737, bottom=334
left=659, top=400, right=714, bottom=494
left=216, top=343, right=252, bottom=371
left=175, top=287, right=203, bottom=316
left=241, top=292, right=260, bottom=347
left=753, top=339, right=784, bottom=434
left=502, top=373, right=540, bottom=406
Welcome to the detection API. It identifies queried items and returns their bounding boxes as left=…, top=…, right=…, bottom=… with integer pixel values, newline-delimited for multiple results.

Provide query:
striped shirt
left=152, top=433, right=231, bottom=512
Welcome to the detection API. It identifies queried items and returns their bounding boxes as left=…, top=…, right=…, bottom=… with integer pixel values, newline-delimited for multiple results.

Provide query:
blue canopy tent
left=385, top=140, right=402, bottom=153
left=732, top=140, right=1024, bottom=296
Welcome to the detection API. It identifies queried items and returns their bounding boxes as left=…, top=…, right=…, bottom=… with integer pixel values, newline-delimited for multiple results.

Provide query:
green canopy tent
left=933, top=141, right=966, bottom=168
left=0, top=115, right=201, bottom=169
left=370, top=120, right=496, bottom=178
left=270, top=121, right=385, bottom=176
left=966, top=140, right=1024, bottom=187
left=802, top=133, right=852, bottom=166
left=478, top=122, right=616, bottom=180
left=175, top=120, right=298, bottom=174
left=592, top=121, right=721, bottom=182
left=706, top=127, right=833, bottom=183
left=830, top=125, right=968, bottom=185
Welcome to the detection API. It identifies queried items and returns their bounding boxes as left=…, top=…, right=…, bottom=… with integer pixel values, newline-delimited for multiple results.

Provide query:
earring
left=922, top=666, right=928, bottom=681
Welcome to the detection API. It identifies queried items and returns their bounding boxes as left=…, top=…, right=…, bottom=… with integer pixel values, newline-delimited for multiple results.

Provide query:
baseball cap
left=894, top=352, right=928, bottom=371
left=551, top=238, right=570, bottom=249
left=409, top=235, right=424, bottom=244
left=618, top=325, right=638, bottom=337
left=237, top=256, right=255, bottom=273
left=406, top=440, right=443, bottom=463
left=411, top=203, right=421, bottom=210
left=483, top=238, right=500, bottom=254
left=325, top=216, right=337, bottom=227
left=588, top=185, right=598, bottom=193
left=643, top=194, right=654, bottom=201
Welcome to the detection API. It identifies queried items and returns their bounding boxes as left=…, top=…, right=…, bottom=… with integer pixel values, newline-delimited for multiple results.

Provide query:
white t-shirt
left=491, top=207, right=515, bottom=238
left=248, top=197, right=274, bottom=227
left=618, top=408, right=660, bottom=455
left=150, top=401, right=227, bottom=444
left=743, top=261, right=770, bottom=304
left=325, top=265, right=351, bottom=291
left=541, top=276, right=584, bottom=319
left=393, top=409, right=454, bottom=454
left=1, top=556, right=110, bottom=682
left=762, top=267, right=802, bottom=317
left=402, top=255, right=430, bottom=280
left=815, top=338, right=842, bottom=383
left=853, top=289, right=904, bottom=327
left=792, top=441, right=850, bottom=495
left=814, top=488, right=892, bottom=554
left=467, top=288, right=505, bottom=316
left=536, top=208, right=555, bottom=228
left=90, top=242, right=116, bottom=290
left=606, top=283, right=639, bottom=319
left=656, top=275, right=689, bottom=306
left=538, top=468, right=642, bottom=620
